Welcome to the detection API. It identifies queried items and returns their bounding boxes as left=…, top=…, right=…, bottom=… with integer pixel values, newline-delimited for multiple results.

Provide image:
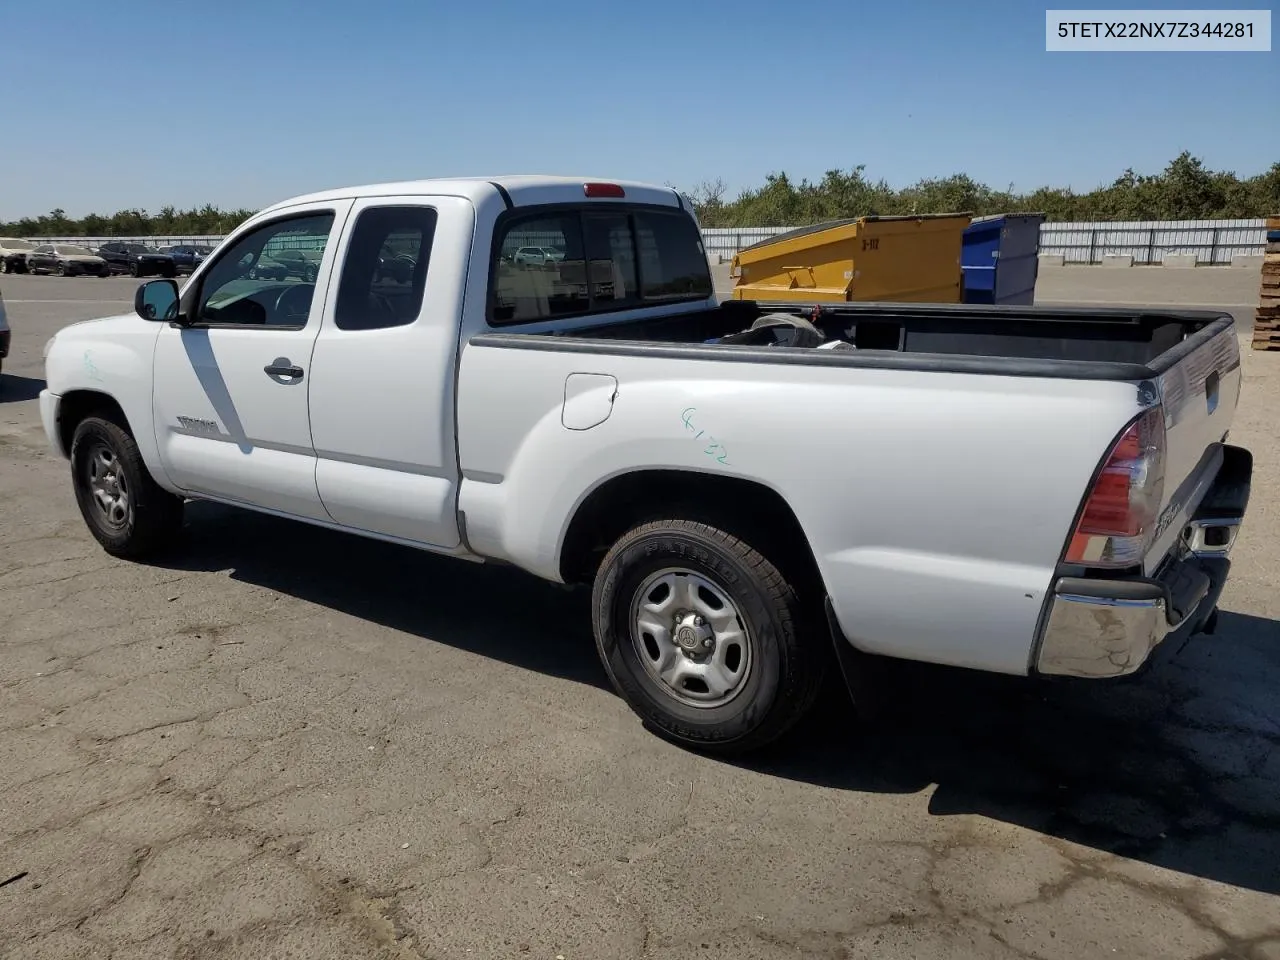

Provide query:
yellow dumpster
left=728, top=213, right=972, bottom=303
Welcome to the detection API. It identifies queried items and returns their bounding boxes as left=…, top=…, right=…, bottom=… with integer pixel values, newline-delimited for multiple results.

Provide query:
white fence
left=24, top=218, right=1271, bottom=266
left=1037, top=219, right=1264, bottom=265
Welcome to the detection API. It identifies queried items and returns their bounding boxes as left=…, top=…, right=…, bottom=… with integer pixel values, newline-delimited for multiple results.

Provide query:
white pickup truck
left=39, top=175, right=1253, bottom=754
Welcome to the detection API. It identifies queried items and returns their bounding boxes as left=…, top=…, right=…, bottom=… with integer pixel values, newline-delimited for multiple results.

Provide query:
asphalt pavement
left=1, top=268, right=1278, bottom=960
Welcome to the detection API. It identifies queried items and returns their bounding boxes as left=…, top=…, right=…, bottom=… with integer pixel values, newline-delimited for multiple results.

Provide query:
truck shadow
left=749, top=609, right=1280, bottom=896
left=162, top=501, right=610, bottom=690
left=0, top=374, right=46, bottom=404
left=158, top=502, right=1278, bottom=896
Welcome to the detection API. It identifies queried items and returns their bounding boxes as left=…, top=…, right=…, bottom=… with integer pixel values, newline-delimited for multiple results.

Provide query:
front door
left=151, top=202, right=353, bottom=521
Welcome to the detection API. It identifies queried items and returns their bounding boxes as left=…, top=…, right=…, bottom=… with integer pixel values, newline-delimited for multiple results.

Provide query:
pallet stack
left=1256, top=215, right=1280, bottom=351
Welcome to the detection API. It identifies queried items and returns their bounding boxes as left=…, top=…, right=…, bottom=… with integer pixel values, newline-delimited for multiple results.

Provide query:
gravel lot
left=1, top=268, right=1277, bottom=960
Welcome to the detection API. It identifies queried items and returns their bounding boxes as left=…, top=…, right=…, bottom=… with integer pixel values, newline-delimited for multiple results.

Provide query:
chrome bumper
left=1036, top=445, right=1251, bottom=679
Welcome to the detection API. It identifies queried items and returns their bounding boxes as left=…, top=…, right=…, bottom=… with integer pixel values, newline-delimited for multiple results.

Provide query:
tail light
left=583, top=182, right=625, bottom=198
left=1065, top=407, right=1166, bottom=568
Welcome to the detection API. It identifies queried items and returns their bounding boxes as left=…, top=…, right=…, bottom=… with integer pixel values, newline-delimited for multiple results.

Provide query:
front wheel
left=70, top=416, right=184, bottom=559
left=592, top=519, right=824, bottom=755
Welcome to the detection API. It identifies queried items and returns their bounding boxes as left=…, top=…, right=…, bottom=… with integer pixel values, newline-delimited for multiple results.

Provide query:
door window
left=192, top=213, right=335, bottom=328
left=333, top=206, right=438, bottom=331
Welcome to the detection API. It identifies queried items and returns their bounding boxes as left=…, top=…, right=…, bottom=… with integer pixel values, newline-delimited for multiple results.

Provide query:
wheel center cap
left=674, top=614, right=713, bottom=655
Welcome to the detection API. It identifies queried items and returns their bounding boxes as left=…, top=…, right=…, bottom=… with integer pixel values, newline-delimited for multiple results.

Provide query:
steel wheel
left=630, top=566, right=753, bottom=708
left=84, top=441, right=131, bottom=528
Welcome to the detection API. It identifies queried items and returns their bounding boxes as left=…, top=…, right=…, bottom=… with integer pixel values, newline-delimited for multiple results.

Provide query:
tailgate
left=1144, top=318, right=1242, bottom=574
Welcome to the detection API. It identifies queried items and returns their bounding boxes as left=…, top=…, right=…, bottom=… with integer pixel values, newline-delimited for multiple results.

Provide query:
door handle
left=264, top=357, right=304, bottom=382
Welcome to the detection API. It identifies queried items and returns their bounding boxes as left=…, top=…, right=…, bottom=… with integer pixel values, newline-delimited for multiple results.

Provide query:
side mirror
left=134, top=278, right=180, bottom=323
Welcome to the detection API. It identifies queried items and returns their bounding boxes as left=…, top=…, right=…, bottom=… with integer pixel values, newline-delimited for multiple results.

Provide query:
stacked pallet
left=1256, top=215, right=1280, bottom=351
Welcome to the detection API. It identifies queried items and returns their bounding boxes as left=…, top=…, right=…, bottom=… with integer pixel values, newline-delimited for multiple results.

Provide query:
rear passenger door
left=306, top=195, right=474, bottom=548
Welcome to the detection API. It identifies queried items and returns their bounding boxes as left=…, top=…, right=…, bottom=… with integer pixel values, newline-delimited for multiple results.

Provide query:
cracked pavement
left=1, top=271, right=1278, bottom=959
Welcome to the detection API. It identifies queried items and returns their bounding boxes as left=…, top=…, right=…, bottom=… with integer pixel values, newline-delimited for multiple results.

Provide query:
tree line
left=2, top=153, right=1276, bottom=237
left=0, top=204, right=257, bottom=239
left=682, top=153, right=1280, bottom=228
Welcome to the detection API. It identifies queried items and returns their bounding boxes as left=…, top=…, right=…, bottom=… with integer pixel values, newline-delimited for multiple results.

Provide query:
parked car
left=27, top=244, right=110, bottom=277
left=160, top=245, right=212, bottom=275
left=0, top=237, right=36, bottom=274
left=267, top=248, right=321, bottom=281
left=512, top=245, right=562, bottom=267
left=247, top=255, right=289, bottom=281
left=37, top=175, right=1253, bottom=756
left=97, top=241, right=177, bottom=278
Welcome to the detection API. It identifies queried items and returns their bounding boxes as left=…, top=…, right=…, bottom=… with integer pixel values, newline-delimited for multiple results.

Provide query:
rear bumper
left=1035, top=444, right=1252, bottom=679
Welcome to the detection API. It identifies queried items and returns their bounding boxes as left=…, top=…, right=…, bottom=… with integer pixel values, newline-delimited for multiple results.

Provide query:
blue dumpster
left=961, top=213, right=1045, bottom=305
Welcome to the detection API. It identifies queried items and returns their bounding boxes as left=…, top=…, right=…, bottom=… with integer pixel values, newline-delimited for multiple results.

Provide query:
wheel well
left=558, top=470, right=826, bottom=597
left=57, top=390, right=130, bottom=454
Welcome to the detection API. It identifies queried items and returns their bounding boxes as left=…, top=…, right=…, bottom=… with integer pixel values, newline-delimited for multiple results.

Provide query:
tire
left=0, top=259, right=9, bottom=274
left=592, top=519, right=824, bottom=755
left=129, top=262, right=140, bottom=278
left=69, top=416, right=184, bottom=559
left=55, top=262, right=67, bottom=277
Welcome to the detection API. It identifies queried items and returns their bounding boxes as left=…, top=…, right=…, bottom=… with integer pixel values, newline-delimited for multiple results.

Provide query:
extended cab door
left=304, top=195, right=473, bottom=548
left=151, top=201, right=353, bottom=520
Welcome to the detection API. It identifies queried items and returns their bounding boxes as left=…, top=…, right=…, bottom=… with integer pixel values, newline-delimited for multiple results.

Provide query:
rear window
left=634, top=211, right=713, bottom=301
left=490, top=205, right=710, bottom=325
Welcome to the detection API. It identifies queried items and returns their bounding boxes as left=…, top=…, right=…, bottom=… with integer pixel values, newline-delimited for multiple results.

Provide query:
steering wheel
left=273, top=283, right=316, bottom=323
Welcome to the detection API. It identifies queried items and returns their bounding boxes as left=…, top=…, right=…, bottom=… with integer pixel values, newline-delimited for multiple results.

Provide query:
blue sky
left=2, top=0, right=1275, bottom=219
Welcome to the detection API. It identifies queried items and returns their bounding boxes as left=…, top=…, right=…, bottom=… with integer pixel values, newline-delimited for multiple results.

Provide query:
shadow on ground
left=163, top=501, right=609, bottom=690
left=751, top=609, right=1280, bottom=896
left=0, top=375, right=45, bottom=403
left=158, top=502, right=1280, bottom=896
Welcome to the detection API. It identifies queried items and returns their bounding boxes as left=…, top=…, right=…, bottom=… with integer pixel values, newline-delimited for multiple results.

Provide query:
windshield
left=57, top=245, right=95, bottom=257
left=124, top=243, right=150, bottom=254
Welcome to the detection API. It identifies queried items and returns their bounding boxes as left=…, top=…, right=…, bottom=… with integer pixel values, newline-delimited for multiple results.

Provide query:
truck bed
left=474, top=300, right=1236, bottom=382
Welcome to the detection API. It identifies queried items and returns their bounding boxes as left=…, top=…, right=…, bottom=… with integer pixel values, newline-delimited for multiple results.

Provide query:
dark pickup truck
left=97, top=242, right=177, bottom=278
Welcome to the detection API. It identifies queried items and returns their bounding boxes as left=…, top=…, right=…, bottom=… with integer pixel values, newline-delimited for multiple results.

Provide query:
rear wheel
left=592, top=519, right=824, bottom=755
left=70, top=416, right=184, bottom=559
left=55, top=262, right=66, bottom=277
left=129, top=262, right=140, bottom=278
